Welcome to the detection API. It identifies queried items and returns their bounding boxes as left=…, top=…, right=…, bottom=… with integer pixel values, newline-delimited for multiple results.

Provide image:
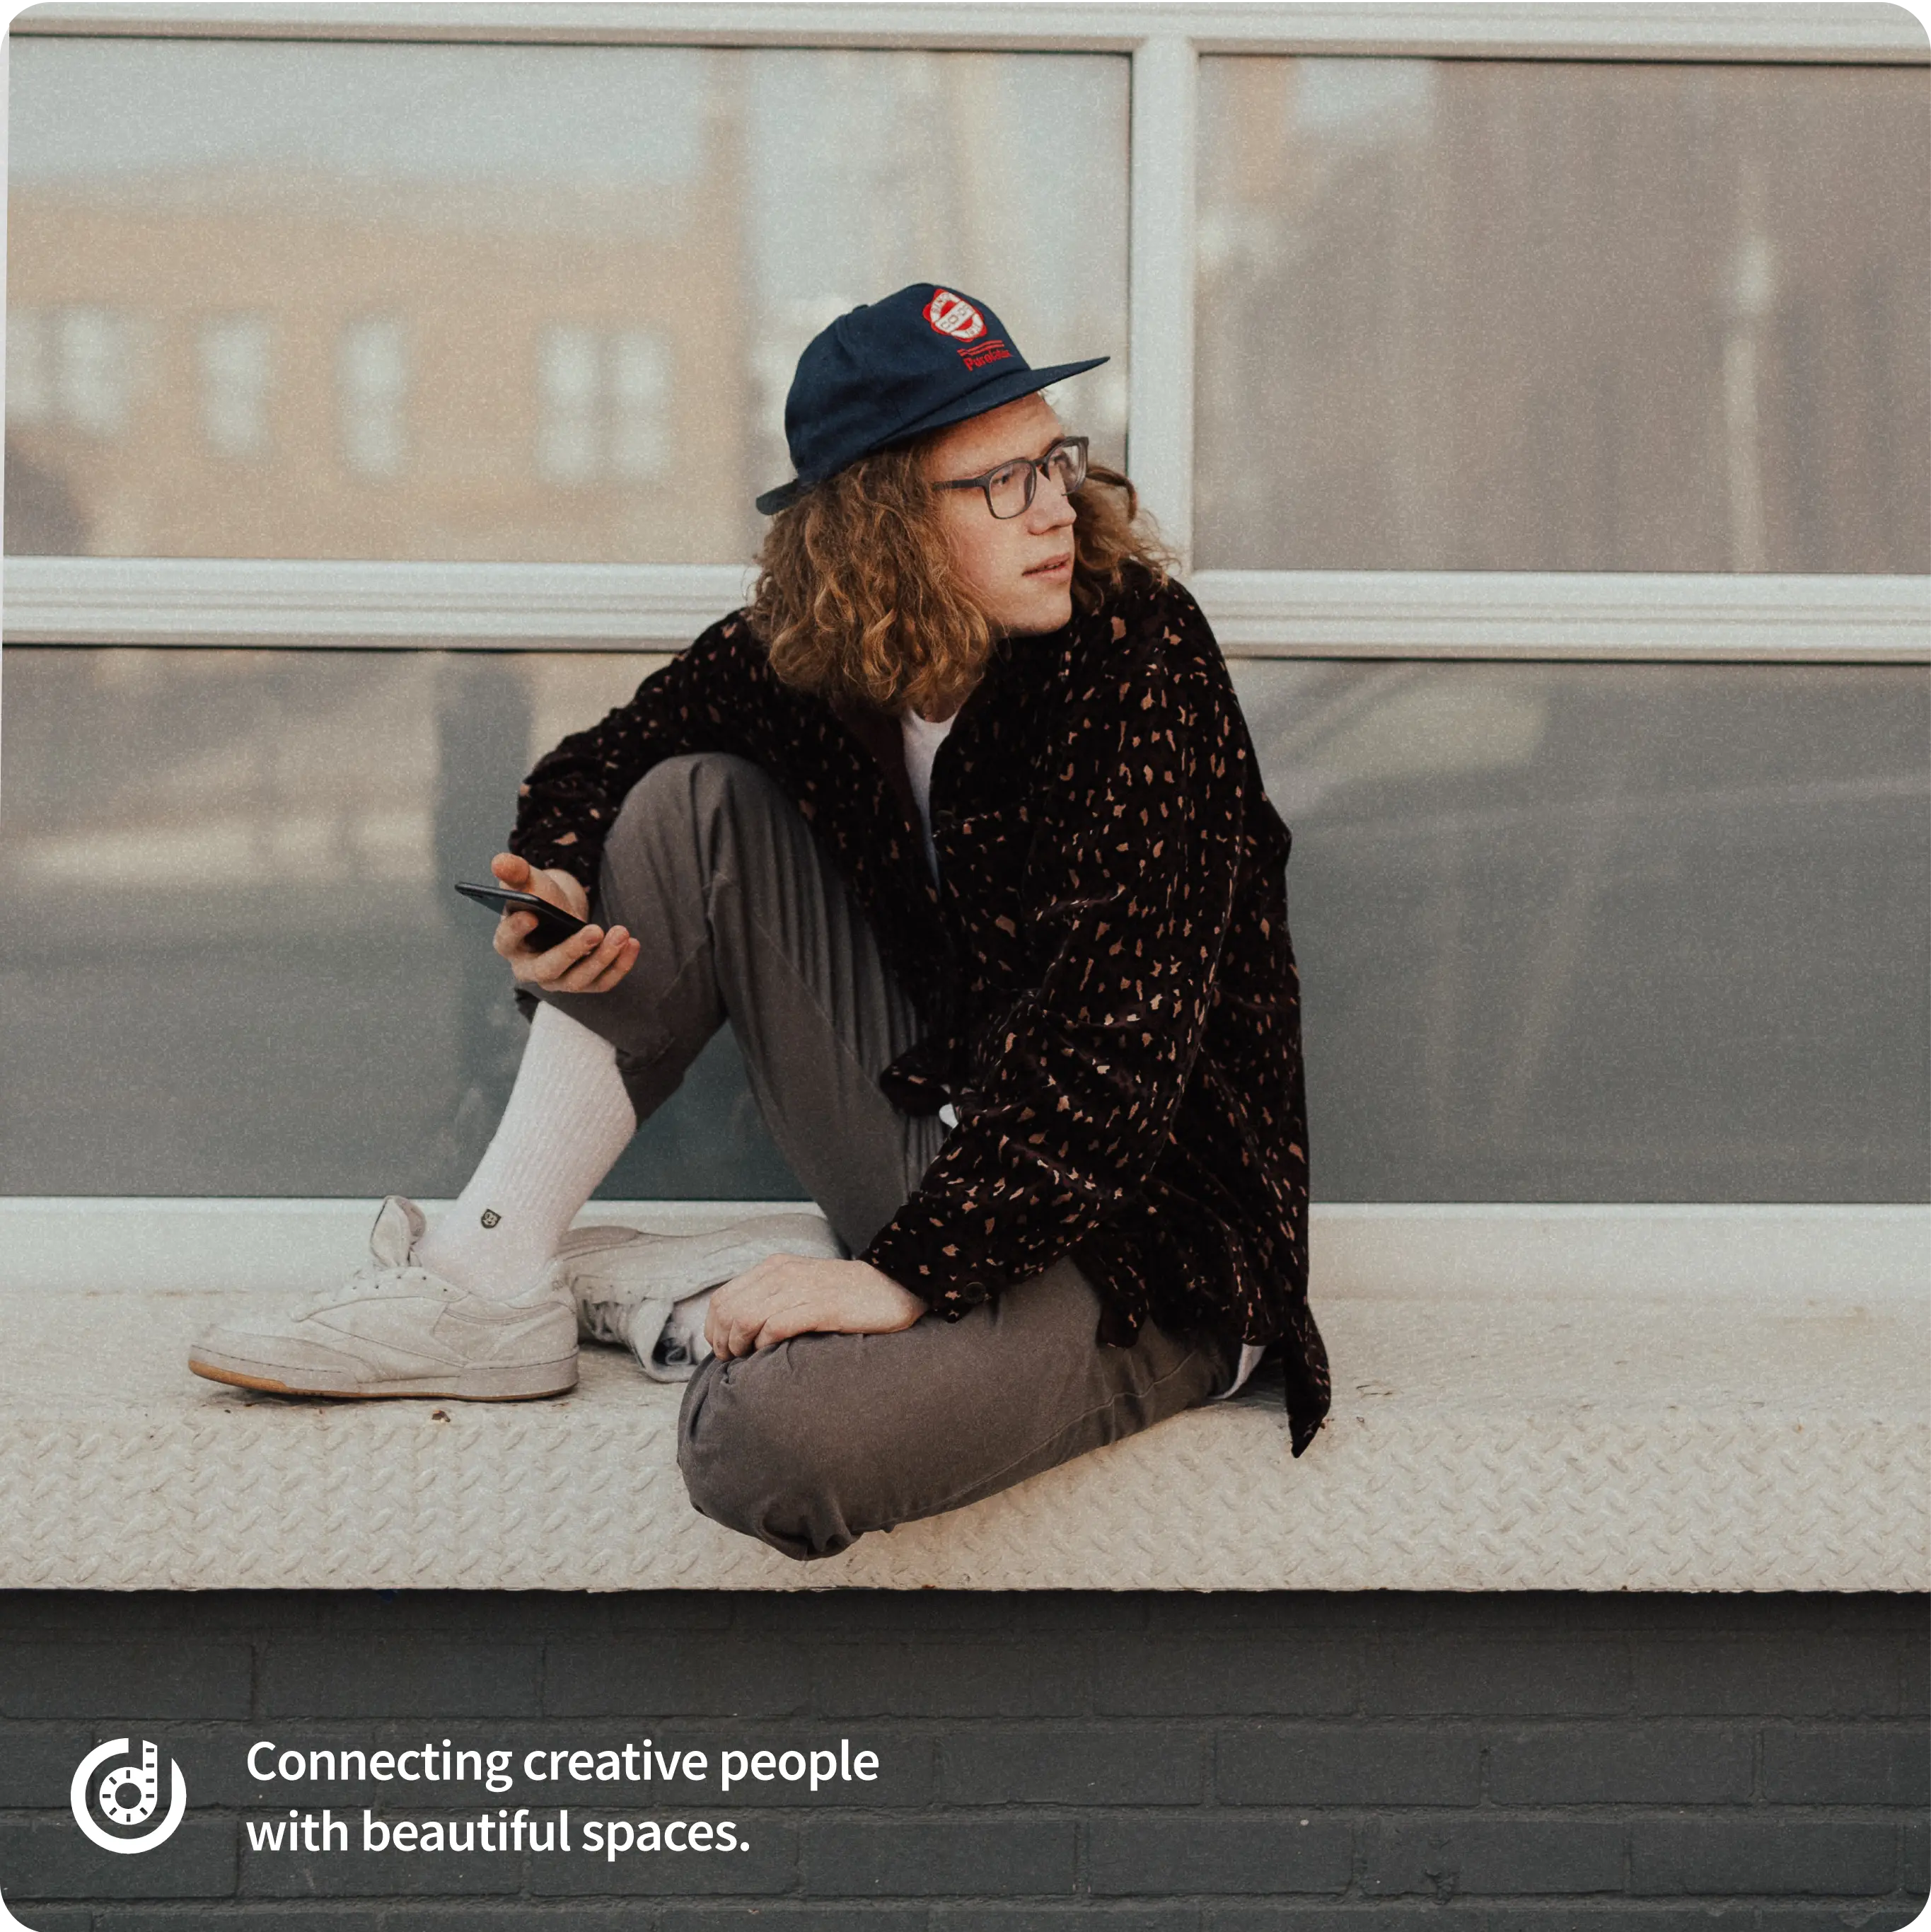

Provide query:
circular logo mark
left=924, top=289, right=986, bottom=342
left=71, top=1740, right=187, bottom=1854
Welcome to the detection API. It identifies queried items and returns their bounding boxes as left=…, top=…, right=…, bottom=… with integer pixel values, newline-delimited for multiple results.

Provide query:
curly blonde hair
left=747, top=437, right=1173, bottom=719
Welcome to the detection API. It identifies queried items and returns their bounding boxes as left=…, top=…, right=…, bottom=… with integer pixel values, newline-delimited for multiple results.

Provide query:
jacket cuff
left=858, top=1217, right=1000, bottom=1321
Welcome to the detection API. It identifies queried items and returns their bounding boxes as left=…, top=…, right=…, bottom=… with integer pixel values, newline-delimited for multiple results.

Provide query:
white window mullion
left=6, top=557, right=1925, bottom=659
left=1126, top=31, right=1197, bottom=570
left=11, top=5, right=1925, bottom=59
left=1192, top=570, right=1931, bottom=661
left=0, top=557, right=758, bottom=652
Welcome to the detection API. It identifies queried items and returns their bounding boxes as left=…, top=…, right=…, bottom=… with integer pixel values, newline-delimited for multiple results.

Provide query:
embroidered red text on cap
left=924, top=289, right=987, bottom=342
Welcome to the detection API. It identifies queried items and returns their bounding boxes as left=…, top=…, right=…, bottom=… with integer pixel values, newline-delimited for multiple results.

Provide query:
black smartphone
left=453, top=881, right=588, bottom=951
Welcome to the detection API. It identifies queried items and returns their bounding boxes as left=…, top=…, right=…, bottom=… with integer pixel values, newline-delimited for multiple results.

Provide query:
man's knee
left=675, top=1349, right=865, bottom=1562
left=607, top=753, right=782, bottom=867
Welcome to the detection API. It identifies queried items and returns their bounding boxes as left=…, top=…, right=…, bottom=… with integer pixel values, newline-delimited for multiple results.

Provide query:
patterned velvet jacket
left=510, top=567, right=1330, bottom=1454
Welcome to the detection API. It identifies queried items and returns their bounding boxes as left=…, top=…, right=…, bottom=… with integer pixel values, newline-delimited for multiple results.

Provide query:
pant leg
left=538, top=751, right=1239, bottom=1558
left=678, top=1261, right=1239, bottom=1561
left=535, top=752, right=944, bottom=1251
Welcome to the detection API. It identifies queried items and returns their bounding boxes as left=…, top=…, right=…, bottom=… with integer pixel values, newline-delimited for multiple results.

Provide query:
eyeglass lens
left=986, top=439, right=1086, bottom=518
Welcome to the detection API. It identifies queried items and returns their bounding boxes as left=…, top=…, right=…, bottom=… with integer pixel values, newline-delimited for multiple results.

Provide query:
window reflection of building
left=3, top=166, right=744, bottom=558
left=338, top=316, right=408, bottom=480
left=608, top=330, right=671, bottom=483
left=4, top=37, right=1127, bottom=562
left=1, top=439, right=89, bottom=554
left=0, top=647, right=806, bottom=1199
left=2, top=39, right=756, bottom=561
left=1194, top=58, right=1931, bottom=574
left=738, top=48, right=1131, bottom=530
left=59, top=308, right=136, bottom=438
left=1228, top=659, right=1930, bottom=1202
left=536, top=324, right=671, bottom=485
left=0, top=28, right=1922, bottom=1213
left=6, top=311, right=54, bottom=423
left=5, top=306, right=137, bottom=439
left=536, top=327, right=598, bottom=482
left=199, top=314, right=273, bottom=460
left=2, top=647, right=1920, bottom=1200
left=6, top=308, right=133, bottom=550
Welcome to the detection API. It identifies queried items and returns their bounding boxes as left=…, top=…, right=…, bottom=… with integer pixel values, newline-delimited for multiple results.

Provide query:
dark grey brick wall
left=0, top=1590, right=1923, bottom=1929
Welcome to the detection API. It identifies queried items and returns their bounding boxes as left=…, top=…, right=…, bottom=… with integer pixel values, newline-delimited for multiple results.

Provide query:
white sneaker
left=187, top=1196, right=579, bottom=1400
left=552, top=1212, right=845, bottom=1382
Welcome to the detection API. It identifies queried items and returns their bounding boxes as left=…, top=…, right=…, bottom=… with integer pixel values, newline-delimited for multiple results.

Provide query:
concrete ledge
left=6, top=1197, right=1925, bottom=1300
left=0, top=1203, right=1924, bottom=1592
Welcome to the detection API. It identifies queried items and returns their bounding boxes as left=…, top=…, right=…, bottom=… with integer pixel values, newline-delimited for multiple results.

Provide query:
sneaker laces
left=294, top=1261, right=446, bottom=1317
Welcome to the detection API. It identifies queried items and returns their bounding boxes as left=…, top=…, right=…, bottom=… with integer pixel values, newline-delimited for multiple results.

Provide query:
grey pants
left=541, top=753, right=1238, bottom=1561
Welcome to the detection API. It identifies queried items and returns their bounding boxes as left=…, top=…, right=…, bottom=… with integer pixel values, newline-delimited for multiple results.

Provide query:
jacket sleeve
left=509, top=617, right=768, bottom=891
left=859, top=600, right=1249, bottom=1317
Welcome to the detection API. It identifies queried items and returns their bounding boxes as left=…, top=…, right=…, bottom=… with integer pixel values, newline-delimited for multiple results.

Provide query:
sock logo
left=480, top=1209, right=501, bottom=1228
left=70, top=1740, right=187, bottom=1853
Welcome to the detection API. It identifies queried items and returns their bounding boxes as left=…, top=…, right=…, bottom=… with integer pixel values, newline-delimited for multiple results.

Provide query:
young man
left=190, top=284, right=1330, bottom=1559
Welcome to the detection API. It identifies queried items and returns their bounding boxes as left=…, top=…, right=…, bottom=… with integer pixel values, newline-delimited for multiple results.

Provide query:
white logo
left=69, top=1739, right=187, bottom=1853
left=924, top=289, right=986, bottom=341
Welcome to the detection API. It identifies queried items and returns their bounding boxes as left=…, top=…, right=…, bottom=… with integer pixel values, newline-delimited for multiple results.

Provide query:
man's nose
left=1028, top=477, right=1078, bottom=531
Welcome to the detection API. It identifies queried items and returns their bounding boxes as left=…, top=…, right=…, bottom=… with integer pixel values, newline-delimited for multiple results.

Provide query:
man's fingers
left=489, top=851, right=591, bottom=921
left=541, top=870, right=593, bottom=921
left=742, top=1305, right=815, bottom=1353
left=579, top=937, right=640, bottom=994
left=714, top=1305, right=760, bottom=1362
left=735, top=1278, right=836, bottom=1355
left=707, top=1270, right=783, bottom=1360
left=526, top=923, right=598, bottom=973
left=493, top=908, right=540, bottom=961
left=551, top=925, right=632, bottom=993
left=712, top=1263, right=926, bottom=1358
left=706, top=1262, right=876, bottom=1359
left=498, top=919, right=601, bottom=986
left=704, top=1285, right=740, bottom=1360
left=494, top=910, right=637, bottom=993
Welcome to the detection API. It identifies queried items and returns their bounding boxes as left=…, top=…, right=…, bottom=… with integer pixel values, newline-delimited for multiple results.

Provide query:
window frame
left=4, top=3, right=1927, bottom=1285
left=6, top=0, right=1928, bottom=656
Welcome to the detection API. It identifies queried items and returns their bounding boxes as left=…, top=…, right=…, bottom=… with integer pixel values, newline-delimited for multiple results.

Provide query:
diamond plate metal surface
left=1, top=1285, right=1922, bottom=1590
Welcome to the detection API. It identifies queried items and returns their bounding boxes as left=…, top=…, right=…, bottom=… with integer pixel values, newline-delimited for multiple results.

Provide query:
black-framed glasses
left=934, top=435, right=1089, bottom=519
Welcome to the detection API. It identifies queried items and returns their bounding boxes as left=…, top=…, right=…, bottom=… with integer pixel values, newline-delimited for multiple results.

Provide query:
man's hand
left=489, top=850, right=641, bottom=993
left=704, top=1256, right=927, bottom=1360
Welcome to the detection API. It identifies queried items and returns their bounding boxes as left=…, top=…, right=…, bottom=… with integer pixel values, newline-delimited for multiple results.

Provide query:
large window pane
left=4, top=40, right=1129, bottom=562
left=3, top=649, right=1923, bottom=1203
left=0, top=647, right=802, bottom=1199
left=1198, top=58, right=1931, bottom=572
left=1234, top=659, right=1929, bottom=1200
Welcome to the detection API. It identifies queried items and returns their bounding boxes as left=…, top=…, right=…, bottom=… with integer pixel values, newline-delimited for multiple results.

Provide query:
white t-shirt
left=898, top=707, right=1262, bottom=1401
left=902, top=708, right=958, bottom=1130
left=900, top=707, right=956, bottom=883
left=1219, top=1344, right=1265, bottom=1400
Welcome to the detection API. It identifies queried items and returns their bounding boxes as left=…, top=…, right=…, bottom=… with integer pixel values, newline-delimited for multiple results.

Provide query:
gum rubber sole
left=187, top=1353, right=579, bottom=1401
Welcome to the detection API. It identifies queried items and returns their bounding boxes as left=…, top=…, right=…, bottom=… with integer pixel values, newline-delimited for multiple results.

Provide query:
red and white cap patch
left=923, top=289, right=987, bottom=342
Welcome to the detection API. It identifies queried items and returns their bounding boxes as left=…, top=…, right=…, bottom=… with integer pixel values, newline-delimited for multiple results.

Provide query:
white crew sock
left=414, top=1002, right=638, bottom=1300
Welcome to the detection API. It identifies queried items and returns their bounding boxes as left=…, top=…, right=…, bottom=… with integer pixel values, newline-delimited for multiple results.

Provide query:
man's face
left=924, top=393, right=1079, bottom=646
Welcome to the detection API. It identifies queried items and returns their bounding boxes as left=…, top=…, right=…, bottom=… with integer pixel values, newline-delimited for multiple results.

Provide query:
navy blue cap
left=755, top=283, right=1107, bottom=514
